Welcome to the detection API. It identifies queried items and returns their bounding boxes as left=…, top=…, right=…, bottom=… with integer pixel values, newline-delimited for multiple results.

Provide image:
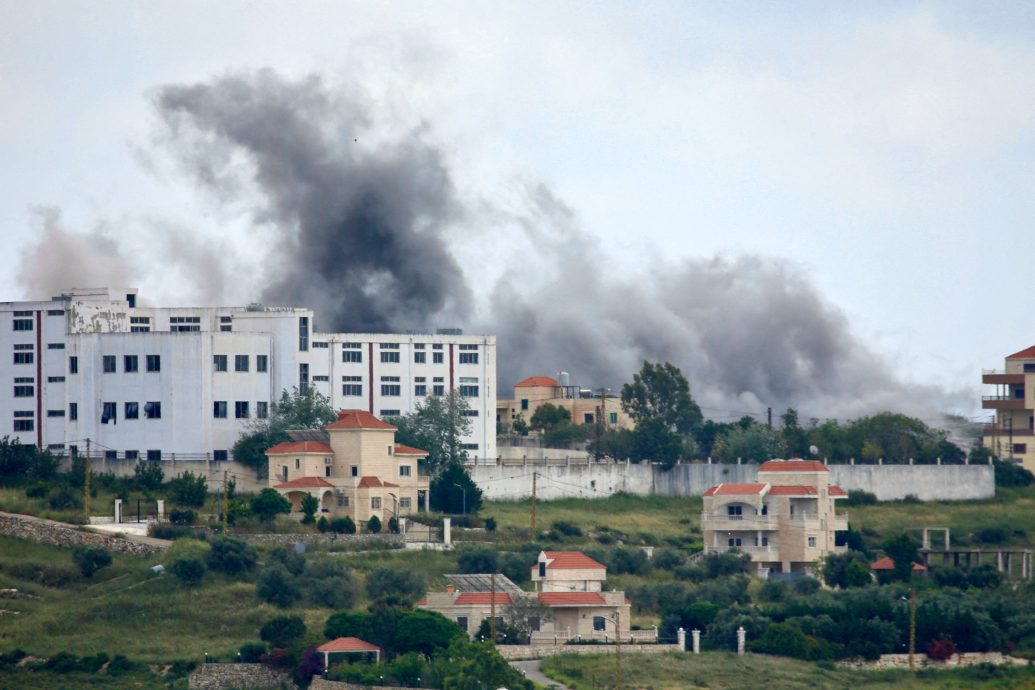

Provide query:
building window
left=256, top=355, right=268, bottom=372
left=399, top=497, right=412, bottom=509
left=235, top=401, right=249, bottom=419
left=125, top=450, right=138, bottom=461
left=13, top=318, right=33, bottom=331
left=69, top=403, right=77, bottom=421
left=371, top=497, right=382, bottom=510
left=728, top=538, right=742, bottom=547
left=415, top=385, right=427, bottom=396
left=214, top=450, right=229, bottom=461
left=433, top=352, right=444, bottom=364
left=103, top=355, right=116, bottom=373
left=313, top=375, right=328, bottom=382
left=213, top=354, right=228, bottom=372
left=381, top=351, right=400, bottom=363
left=101, top=402, right=117, bottom=424
left=463, top=410, right=479, bottom=417
left=459, top=353, right=478, bottom=364
left=146, top=355, right=160, bottom=372
left=13, top=418, right=33, bottom=432
left=13, top=385, right=34, bottom=397
left=343, top=376, right=362, bottom=396
left=47, top=342, right=64, bottom=349
left=214, top=401, right=228, bottom=419
left=400, top=465, right=412, bottom=477
left=414, top=352, right=426, bottom=364
left=808, top=536, right=817, bottom=548
left=380, top=409, right=400, bottom=417
left=521, top=399, right=529, bottom=410
left=609, top=412, right=618, bottom=424
left=461, top=443, right=479, bottom=451
left=433, top=385, right=445, bottom=396
left=299, top=316, right=309, bottom=351
left=584, top=413, right=594, bottom=424
left=257, top=402, right=269, bottom=419
left=47, top=376, right=64, bottom=383
left=459, top=385, right=479, bottom=398
left=351, top=466, right=358, bottom=477
left=313, top=341, right=328, bottom=349
left=122, top=355, right=139, bottom=373
left=325, top=466, right=331, bottom=477
left=381, top=385, right=401, bottom=396
left=456, top=616, right=468, bottom=632
left=299, top=363, right=309, bottom=393
left=125, top=402, right=139, bottom=420
left=69, top=356, right=78, bottom=374
left=147, top=450, right=161, bottom=462
left=593, top=616, right=606, bottom=632
left=47, top=409, right=64, bottom=417
left=13, top=351, right=32, bottom=365
left=104, top=450, right=117, bottom=460
left=343, top=350, right=362, bottom=363
left=131, top=326, right=150, bottom=333
left=295, top=458, right=300, bottom=469
left=337, top=494, right=349, bottom=507
left=1014, top=443, right=1027, bottom=454
left=727, top=505, right=742, bottom=516
left=235, top=355, right=249, bottom=372
left=47, top=309, right=65, bottom=316
left=432, top=344, right=443, bottom=350
left=144, top=401, right=161, bottom=419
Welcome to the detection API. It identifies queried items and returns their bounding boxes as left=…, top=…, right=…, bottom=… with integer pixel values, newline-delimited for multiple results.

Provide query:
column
left=114, top=499, right=122, bottom=524
left=691, top=629, right=701, bottom=654
left=442, top=517, right=451, bottom=546
left=677, top=628, right=685, bottom=651
left=736, top=626, right=746, bottom=655
left=157, top=500, right=165, bottom=522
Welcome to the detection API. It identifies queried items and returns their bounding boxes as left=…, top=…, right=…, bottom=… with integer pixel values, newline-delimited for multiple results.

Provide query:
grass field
left=541, top=652, right=1035, bottom=690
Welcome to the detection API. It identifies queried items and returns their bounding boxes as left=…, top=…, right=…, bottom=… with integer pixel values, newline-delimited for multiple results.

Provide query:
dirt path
left=510, top=659, right=573, bottom=690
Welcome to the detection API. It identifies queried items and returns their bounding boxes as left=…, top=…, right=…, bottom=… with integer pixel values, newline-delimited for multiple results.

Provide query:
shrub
left=388, top=516, right=400, bottom=534
left=367, top=515, right=382, bottom=534
left=608, top=548, right=650, bottom=575
left=206, top=536, right=257, bottom=574
left=330, top=516, right=356, bottom=534
left=758, top=579, right=788, bottom=602
left=552, top=520, right=583, bottom=537
left=107, top=654, right=134, bottom=676
left=72, top=546, right=112, bottom=578
left=844, top=490, right=878, bottom=506
left=308, top=576, right=358, bottom=609
left=24, top=483, right=47, bottom=498
left=458, top=546, right=498, bottom=574
left=499, top=552, right=531, bottom=584
left=169, top=509, right=196, bottom=525
left=133, top=461, right=164, bottom=490
left=169, top=557, right=205, bottom=587
left=36, top=565, right=79, bottom=588
left=993, top=458, right=1034, bottom=487
left=365, top=566, right=425, bottom=604
left=168, top=471, right=207, bottom=507
left=257, top=564, right=301, bottom=607
left=928, top=636, right=958, bottom=661
left=702, top=552, right=751, bottom=579
left=251, top=488, right=292, bottom=522
left=752, top=622, right=823, bottom=660
left=300, top=494, right=319, bottom=525
left=974, top=526, right=1010, bottom=545
left=0, top=650, right=26, bottom=668
left=484, top=517, right=497, bottom=532
left=317, top=516, right=329, bottom=533
left=652, top=548, right=685, bottom=571
left=150, top=524, right=194, bottom=540
left=260, top=615, right=306, bottom=647
left=269, top=546, right=306, bottom=576
left=793, top=577, right=822, bottom=595
left=48, top=487, right=80, bottom=510
left=239, top=642, right=266, bottom=663
left=166, top=538, right=211, bottom=563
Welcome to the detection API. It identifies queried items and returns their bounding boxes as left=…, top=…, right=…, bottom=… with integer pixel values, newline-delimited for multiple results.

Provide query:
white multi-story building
left=0, top=288, right=495, bottom=462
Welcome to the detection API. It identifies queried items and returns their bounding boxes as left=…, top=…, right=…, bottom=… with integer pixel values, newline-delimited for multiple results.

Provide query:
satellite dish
left=809, top=445, right=819, bottom=457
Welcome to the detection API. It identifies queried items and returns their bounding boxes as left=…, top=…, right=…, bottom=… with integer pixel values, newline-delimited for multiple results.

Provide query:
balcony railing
left=983, top=424, right=1035, bottom=437
left=701, top=513, right=776, bottom=525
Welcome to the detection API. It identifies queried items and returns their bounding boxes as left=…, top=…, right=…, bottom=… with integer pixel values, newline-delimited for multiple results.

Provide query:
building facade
left=0, top=288, right=495, bottom=461
left=497, top=375, right=632, bottom=433
left=701, top=459, right=849, bottom=577
left=982, top=345, right=1035, bottom=471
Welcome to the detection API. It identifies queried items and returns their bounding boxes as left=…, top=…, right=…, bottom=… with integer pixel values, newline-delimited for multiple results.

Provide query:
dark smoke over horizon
left=15, top=69, right=970, bottom=420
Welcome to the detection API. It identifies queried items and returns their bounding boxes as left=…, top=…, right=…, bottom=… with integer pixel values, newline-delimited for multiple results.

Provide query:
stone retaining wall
left=310, top=680, right=408, bottom=690
left=0, top=511, right=169, bottom=555
left=238, top=533, right=404, bottom=548
left=838, top=652, right=1030, bottom=670
left=495, top=643, right=683, bottom=660
left=188, top=663, right=298, bottom=690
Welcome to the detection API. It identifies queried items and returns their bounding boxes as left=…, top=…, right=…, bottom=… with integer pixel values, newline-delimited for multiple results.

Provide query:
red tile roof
left=540, top=551, right=606, bottom=570
left=758, top=460, right=828, bottom=473
left=326, top=409, right=397, bottom=430
left=538, top=592, right=607, bottom=606
left=1007, top=345, right=1035, bottom=359
left=266, top=441, right=333, bottom=455
left=358, top=476, right=383, bottom=488
left=395, top=444, right=428, bottom=456
left=273, top=477, right=335, bottom=490
left=705, top=483, right=768, bottom=496
left=829, top=485, right=848, bottom=497
left=870, top=557, right=926, bottom=571
left=767, top=485, right=818, bottom=496
left=515, top=376, right=559, bottom=388
left=317, top=637, right=381, bottom=653
left=454, top=592, right=513, bottom=606
left=416, top=597, right=428, bottom=606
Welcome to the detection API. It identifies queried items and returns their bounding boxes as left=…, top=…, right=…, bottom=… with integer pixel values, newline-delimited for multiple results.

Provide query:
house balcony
left=700, top=513, right=777, bottom=531
left=982, top=424, right=1035, bottom=438
left=832, top=513, right=849, bottom=532
left=983, top=370, right=1025, bottom=385
left=982, top=396, right=1026, bottom=410
left=705, top=544, right=778, bottom=557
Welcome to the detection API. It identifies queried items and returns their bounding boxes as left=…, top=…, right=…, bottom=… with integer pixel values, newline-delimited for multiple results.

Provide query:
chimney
left=446, top=584, right=455, bottom=593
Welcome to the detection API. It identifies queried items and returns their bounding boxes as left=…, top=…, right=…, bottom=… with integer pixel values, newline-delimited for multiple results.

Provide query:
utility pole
left=614, top=610, right=622, bottom=690
left=767, top=407, right=772, bottom=429
left=1008, top=416, right=1014, bottom=460
left=596, top=387, right=606, bottom=461
left=908, top=588, right=916, bottom=672
left=490, top=572, right=497, bottom=644
left=84, top=439, right=91, bottom=522
left=222, top=470, right=228, bottom=532
left=530, top=472, right=537, bottom=539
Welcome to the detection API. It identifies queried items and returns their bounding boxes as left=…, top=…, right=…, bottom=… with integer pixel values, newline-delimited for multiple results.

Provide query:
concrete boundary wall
left=0, top=511, right=169, bottom=554
left=495, top=642, right=683, bottom=660
left=59, top=457, right=268, bottom=494
left=471, top=463, right=994, bottom=502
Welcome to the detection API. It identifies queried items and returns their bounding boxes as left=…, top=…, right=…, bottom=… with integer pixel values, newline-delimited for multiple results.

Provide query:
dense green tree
left=882, top=533, right=921, bottom=582
left=251, top=488, right=292, bottom=523
left=620, top=361, right=703, bottom=433
left=529, top=403, right=571, bottom=432
left=206, top=536, right=258, bottom=574
left=390, top=392, right=472, bottom=472
left=457, top=546, right=498, bottom=574
left=168, top=471, right=207, bottom=507
left=715, top=421, right=785, bottom=463
left=632, top=417, right=683, bottom=469
left=257, top=564, right=301, bottom=607
left=300, top=494, right=319, bottom=525
left=430, top=462, right=483, bottom=514
left=260, top=616, right=306, bottom=648
left=169, top=557, right=205, bottom=587
left=393, top=610, right=465, bottom=656
left=365, top=567, right=425, bottom=604
left=72, top=547, right=112, bottom=578
left=822, top=550, right=872, bottom=589
left=779, top=409, right=810, bottom=457
left=232, top=387, right=337, bottom=470
left=366, top=515, right=382, bottom=534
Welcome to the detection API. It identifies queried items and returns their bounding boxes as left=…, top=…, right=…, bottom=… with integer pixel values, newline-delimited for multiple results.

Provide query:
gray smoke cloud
left=154, top=69, right=471, bottom=331
left=16, top=69, right=965, bottom=420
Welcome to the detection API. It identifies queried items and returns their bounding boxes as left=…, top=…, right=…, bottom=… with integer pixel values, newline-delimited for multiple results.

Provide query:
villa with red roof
left=266, top=409, right=429, bottom=527
left=982, top=345, right=1035, bottom=471
left=495, top=375, right=632, bottom=434
left=418, top=551, right=635, bottom=643
left=701, top=459, right=849, bottom=577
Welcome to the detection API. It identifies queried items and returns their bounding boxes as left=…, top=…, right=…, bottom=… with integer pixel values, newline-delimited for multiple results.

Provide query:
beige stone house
left=418, top=551, right=642, bottom=643
left=497, top=376, right=632, bottom=433
left=701, top=459, right=849, bottom=577
left=983, top=344, right=1035, bottom=471
left=266, top=409, right=430, bottom=527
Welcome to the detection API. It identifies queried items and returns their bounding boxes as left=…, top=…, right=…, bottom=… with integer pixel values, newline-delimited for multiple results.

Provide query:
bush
left=206, top=536, right=257, bottom=574
left=149, top=524, right=194, bottom=540
left=844, top=490, right=878, bottom=506
left=758, top=579, right=788, bottom=603
left=269, top=546, right=306, bottom=576
left=388, top=516, right=400, bottom=533
left=974, top=526, right=1010, bottom=545
left=308, top=575, right=359, bottom=609
left=133, top=461, right=164, bottom=490
left=168, top=471, right=207, bottom=507
left=608, top=548, right=650, bottom=575
left=793, top=577, right=821, bottom=595
left=169, top=509, right=196, bottom=526
left=994, top=458, right=1034, bottom=487
left=24, top=483, right=47, bottom=498
left=652, top=548, right=685, bottom=571
left=499, top=552, right=531, bottom=584
left=169, top=557, right=205, bottom=586
left=239, top=642, right=266, bottom=663
left=300, top=494, right=319, bottom=525
left=48, top=487, right=80, bottom=510
left=751, top=622, right=824, bottom=660
left=484, top=516, right=497, bottom=532
left=367, top=515, right=382, bottom=534
left=72, top=546, right=112, bottom=578
left=458, top=546, right=498, bottom=574
left=257, top=565, right=301, bottom=607
left=0, top=650, right=27, bottom=668
left=317, top=516, right=329, bottom=533
left=330, top=516, right=356, bottom=534
left=107, top=654, right=134, bottom=676
left=551, top=520, right=583, bottom=537
left=251, top=488, right=292, bottom=522
left=166, top=538, right=211, bottom=563
left=260, top=615, right=306, bottom=648
left=365, top=566, right=425, bottom=604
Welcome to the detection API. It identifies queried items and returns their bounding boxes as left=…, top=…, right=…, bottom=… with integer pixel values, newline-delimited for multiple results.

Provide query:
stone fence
left=0, top=511, right=169, bottom=555
left=310, top=680, right=408, bottom=690
left=237, top=532, right=405, bottom=548
left=838, top=652, right=1030, bottom=670
left=188, top=663, right=298, bottom=690
left=495, top=642, right=683, bottom=660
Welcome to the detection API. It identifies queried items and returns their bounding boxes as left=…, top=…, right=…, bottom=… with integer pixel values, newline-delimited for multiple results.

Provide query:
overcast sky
left=2, top=1, right=1033, bottom=420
